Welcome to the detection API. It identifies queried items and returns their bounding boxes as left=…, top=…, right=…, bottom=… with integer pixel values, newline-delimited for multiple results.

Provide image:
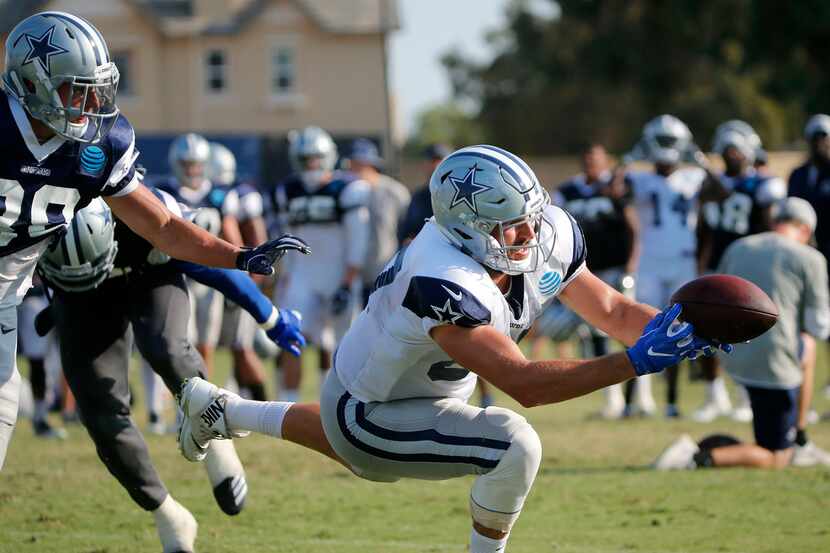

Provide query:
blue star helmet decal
left=21, top=26, right=69, bottom=77
left=448, top=164, right=492, bottom=214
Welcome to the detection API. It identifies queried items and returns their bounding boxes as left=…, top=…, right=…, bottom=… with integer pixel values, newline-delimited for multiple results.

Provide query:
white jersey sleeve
left=341, top=179, right=371, bottom=268
left=756, top=177, right=787, bottom=206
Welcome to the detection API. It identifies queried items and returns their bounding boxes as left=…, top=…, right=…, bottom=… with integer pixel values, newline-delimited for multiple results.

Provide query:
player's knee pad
left=470, top=415, right=542, bottom=532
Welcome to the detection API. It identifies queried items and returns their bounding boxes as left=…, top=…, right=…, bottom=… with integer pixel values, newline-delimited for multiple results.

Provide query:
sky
left=388, top=0, right=510, bottom=139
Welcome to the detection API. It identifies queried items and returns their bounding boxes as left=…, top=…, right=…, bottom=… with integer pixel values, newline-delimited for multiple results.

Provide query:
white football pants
left=0, top=305, right=21, bottom=471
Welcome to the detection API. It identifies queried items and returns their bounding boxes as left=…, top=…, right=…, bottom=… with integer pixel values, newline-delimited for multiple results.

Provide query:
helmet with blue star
left=2, top=11, right=120, bottom=143
left=429, top=145, right=554, bottom=275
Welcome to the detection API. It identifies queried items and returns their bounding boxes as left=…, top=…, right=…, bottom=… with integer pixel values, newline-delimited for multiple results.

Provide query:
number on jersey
left=702, top=193, right=752, bottom=234
left=0, top=179, right=80, bottom=246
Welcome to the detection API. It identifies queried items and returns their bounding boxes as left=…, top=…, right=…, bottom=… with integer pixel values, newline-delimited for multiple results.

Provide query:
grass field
left=1, top=347, right=829, bottom=553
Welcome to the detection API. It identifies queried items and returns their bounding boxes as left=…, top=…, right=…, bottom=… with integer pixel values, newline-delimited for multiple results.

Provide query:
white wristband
left=260, top=306, right=280, bottom=330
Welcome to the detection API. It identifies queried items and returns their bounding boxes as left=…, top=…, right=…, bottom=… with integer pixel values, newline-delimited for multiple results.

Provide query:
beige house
left=0, top=0, right=399, bottom=179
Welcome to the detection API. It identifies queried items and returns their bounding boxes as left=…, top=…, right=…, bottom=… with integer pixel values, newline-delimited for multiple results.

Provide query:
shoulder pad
left=403, top=276, right=491, bottom=328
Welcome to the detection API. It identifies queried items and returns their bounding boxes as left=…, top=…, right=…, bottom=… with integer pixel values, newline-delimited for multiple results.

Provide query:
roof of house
left=0, top=0, right=399, bottom=37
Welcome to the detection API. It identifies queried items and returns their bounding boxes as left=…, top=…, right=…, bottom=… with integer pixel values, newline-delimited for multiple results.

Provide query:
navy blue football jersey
left=0, top=91, right=138, bottom=257
left=269, top=170, right=364, bottom=226
left=701, top=172, right=786, bottom=270
left=554, top=174, right=632, bottom=271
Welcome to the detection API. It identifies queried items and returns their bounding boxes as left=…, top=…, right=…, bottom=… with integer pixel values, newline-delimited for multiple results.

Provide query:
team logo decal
left=21, top=26, right=69, bottom=77
left=80, top=146, right=107, bottom=176
left=539, top=271, right=562, bottom=296
left=449, top=164, right=492, bottom=214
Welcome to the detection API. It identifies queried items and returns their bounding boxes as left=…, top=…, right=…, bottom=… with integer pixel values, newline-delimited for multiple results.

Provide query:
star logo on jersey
left=449, top=164, right=492, bottom=214
left=21, top=26, right=69, bottom=77
left=431, top=298, right=463, bottom=324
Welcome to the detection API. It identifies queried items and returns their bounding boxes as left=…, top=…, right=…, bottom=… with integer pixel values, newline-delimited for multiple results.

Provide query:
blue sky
left=388, top=0, right=509, bottom=137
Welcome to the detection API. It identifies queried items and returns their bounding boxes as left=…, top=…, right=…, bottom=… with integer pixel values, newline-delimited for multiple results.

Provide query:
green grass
left=1, top=347, right=829, bottom=553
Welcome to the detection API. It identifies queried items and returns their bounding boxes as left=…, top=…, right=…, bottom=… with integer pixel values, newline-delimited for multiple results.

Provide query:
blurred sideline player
left=37, top=195, right=307, bottom=551
left=342, top=138, right=410, bottom=306
left=655, top=198, right=830, bottom=470
left=0, top=11, right=291, bottom=471
left=621, top=115, right=707, bottom=417
left=542, top=143, right=639, bottom=418
left=160, top=133, right=244, bottom=378
left=695, top=121, right=786, bottom=422
left=788, top=114, right=830, bottom=401
left=178, top=145, right=724, bottom=553
left=268, top=126, right=369, bottom=401
left=398, top=143, right=453, bottom=244
left=17, top=281, right=66, bottom=438
left=209, top=142, right=270, bottom=401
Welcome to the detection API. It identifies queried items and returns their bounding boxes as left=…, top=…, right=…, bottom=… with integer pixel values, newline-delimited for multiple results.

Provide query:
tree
left=444, top=0, right=830, bottom=154
left=404, top=102, right=484, bottom=156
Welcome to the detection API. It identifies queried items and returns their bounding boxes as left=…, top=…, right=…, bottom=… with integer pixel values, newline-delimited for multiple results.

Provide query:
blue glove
left=331, top=284, right=351, bottom=316
left=266, top=309, right=306, bottom=357
left=236, top=234, right=311, bottom=275
left=626, top=304, right=729, bottom=376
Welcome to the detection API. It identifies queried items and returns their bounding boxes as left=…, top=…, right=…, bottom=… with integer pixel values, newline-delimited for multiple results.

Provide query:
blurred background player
left=17, top=281, right=66, bottom=439
left=209, top=142, right=270, bottom=402
left=788, top=114, right=830, bottom=400
left=161, top=133, right=244, bottom=377
left=655, top=198, right=830, bottom=469
left=548, top=143, right=639, bottom=418
left=342, top=138, right=410, bottom=306
left=398, top=143, right=452, bottom=244
left=620, top=115, right=707, bottom=417
left=268, top=126, right=369, bottom=400
left=695, top=120, right=786, bottom=422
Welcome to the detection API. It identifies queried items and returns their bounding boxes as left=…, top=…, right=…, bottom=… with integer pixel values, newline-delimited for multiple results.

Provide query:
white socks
left=225, top=397, right=293, bottom=439
left=470, top=528, right=509, bottom=553
left=153, top=495, right=197, bottom=553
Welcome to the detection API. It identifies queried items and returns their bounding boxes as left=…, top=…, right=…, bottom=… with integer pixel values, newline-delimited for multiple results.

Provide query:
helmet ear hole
left=23, top=79, right=36, bottom=94
left=64, top=27, right=75, bottom=39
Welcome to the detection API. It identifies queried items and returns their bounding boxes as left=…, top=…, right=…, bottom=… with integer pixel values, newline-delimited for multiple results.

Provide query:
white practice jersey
left=273, top=171, right=370, bottom=295
left=628, top=167, right=705, bottom=261
left=335, top=205, right=587, bottom=403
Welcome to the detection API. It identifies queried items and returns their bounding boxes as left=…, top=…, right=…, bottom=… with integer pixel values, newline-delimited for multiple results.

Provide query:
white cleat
left=599, top=402, right=626, bottom=420
left=154, top=495, right=197, bottom=553
left=205, top=438, right=248, bottom=515
left=791, top=442, right=830, bottom=467
left=691, top=400, right=731, bottom=423
left=653, top=434, right=699, bottom=470
left=178, top=377, right=248, bottom=463
left=730, top=404, right=753, bottom=423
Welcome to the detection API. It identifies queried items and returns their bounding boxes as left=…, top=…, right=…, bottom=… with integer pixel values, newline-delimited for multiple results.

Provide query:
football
left=670, top=274, right=778, bottom=343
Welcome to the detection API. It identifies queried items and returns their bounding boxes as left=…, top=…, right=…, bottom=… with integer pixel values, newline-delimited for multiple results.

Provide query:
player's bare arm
left=559, top=268, right=657, bottom=346
left=105, top=184, right=242, bottom=269
left=431, top=323, right=638, bottom=407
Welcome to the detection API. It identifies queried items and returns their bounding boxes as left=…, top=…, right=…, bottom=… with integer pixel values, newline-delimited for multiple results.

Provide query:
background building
left=0, top=0, right=399, bottom=182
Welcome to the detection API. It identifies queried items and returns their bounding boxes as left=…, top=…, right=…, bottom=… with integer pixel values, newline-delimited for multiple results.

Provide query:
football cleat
left=691, top=400, right=732, bottom=423
left=178, top=377, right=248, bottom=462
left=205, top=439, right=248, bottom=515
left=791, top=442, right=830, bottom=467
left=33, top=420, right=68, bottom=440
left=653, top=434, right=699, bottom=470
left=154, top=495, right=197, bottom=553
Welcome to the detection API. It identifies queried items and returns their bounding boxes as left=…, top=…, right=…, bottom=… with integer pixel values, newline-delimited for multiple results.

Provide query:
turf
left=1, top=348, right=828, bottom=553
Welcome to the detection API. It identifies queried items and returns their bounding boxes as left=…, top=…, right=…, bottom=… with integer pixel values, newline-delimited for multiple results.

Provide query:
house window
left=205, top=49, right=226, bottom=93
left=111, top=51, right=133, bottom=96
left=271, top=45, right=295, bottom=95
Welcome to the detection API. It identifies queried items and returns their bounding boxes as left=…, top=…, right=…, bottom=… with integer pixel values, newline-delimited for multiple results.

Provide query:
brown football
left=669, top=274, right=778, bottom=343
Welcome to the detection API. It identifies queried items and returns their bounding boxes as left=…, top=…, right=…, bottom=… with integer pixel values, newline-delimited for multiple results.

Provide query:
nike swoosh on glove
left=266, top=309, right=306, bottom=357
left=236, top=234, right=311, bottom=275
left=626, top=304, right=727, bottom=376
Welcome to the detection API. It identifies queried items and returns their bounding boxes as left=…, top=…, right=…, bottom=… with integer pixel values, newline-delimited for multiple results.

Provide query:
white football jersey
left=629, top=167, right=705, bottom=261
left=334, top=205, right=586, bottom=403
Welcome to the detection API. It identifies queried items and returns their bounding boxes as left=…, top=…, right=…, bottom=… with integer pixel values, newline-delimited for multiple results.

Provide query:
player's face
left=496, top=216, right=538, bottom=261
left=57, top=81, right=101, bottom=124
left=583, top=146, right=609, bottom=182
left=811, top=132, right=830, bottom=162
left=722, top=145, right=747, bottom=173
left=180, top=160, right=205, bottom=183
left=298, top=155, right=324, bottom=171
